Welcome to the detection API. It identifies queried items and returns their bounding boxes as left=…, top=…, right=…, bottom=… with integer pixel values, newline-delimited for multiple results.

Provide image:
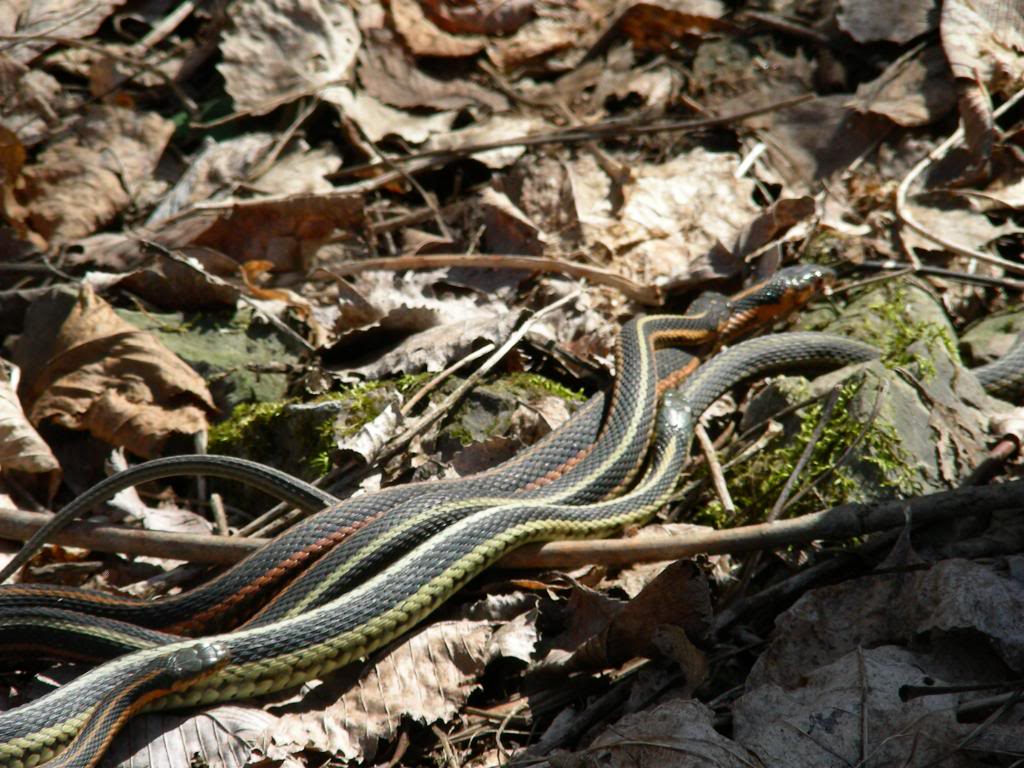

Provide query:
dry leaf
left=18, top=105, right=174, bottom=244
left=357, top=29, right=507, bottom=111
left=481, top=187, right=547, bottom=255
left=837, top=0, right=937, bottom=44
left=147, top=134, right=278, bottom=223
left=218, top=0, right=361, bottom=114
left=940, top=0, right=1024, bottom=170
left=0, top=63, right=67, bottom=148
left=761, top=94, right=891, bottom=188
left=0, top=360, right=59, bottom=478
left=941, top=0, right=1024, bottom=91
left=253, top=143, right=343, bottom=196
left=731, top=196, right=815, bottom=260
left=750, top=558, right=1024, bottom=688
left=558, top=699, right=757, bottom=767
left=266, top=606, right=537, bottom=764
left=391, top=0, right=487, bottom=57
left=421, top=0, right=534, bottom=35
left=81, top=249, right=241, bottom=311
left=0, top=0, right=124, bottom=65
left=179, top=191, right=364, bottom=273
left=424, top=113, right=549, bottom=169
left=568, top=560, right=711, bottom=671
left=573, top=149, right=759, bottom=285
left=850, top=45, right=957, bottom=126
left=13, top=286, right=215, bottom=458
left=486, top=0, right=598, bottom=71
left=736, top=645, right=999, bottom=768
left=106, top=705, right=276, bottom=768
left=321, top=85, right=457, bottom=144
left=609, top=1, right=730, bottom=53
left=342, top=309, right=516, bottom=378
left=335, top=401, right=403, bottom=465
left=901, top=195, right=1021, bottom=255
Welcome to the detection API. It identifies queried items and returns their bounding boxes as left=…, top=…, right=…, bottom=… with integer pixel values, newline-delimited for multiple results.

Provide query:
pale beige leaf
left=148, top=134, right=279, bottom=223
left=253, top=142, right=343, bottom=196
left=572, top=149, right=758, bottom=285
left=15, top=286, right=215, bottom=458
left=0, top=0, right=125, bottom=64
left=333, top=268, right=516, bottom=376
left=0, top=360, right=59, bottom=475
left=321, top=85, right=456, bottom=144
left=902, top=196, right=1021, bottom=254
left=487, top=1, right=597, bottom=71
left=0, top=63, right=69, bottom=147
left=335, top=402, right=403, bottom=465
left=267, top=609, right=536, bottom=764
left=107, top=705, right=277, bottom=768
left=345, top=309, right=515, bottom=378
left=837, top=0, right=937, bottom=44
left=218, top=0, right=361, bottom=114
left=941, top=0, right=1024, bottom=88
left=425, top=114, right=549, bottom=169
left=20, top=105, right=174, bottom=244
left=849, top=45, right=957, bottom=126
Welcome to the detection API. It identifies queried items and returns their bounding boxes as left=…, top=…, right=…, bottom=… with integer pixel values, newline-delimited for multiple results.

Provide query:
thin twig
left=401, top=343, right=496, bottom=416
left=695, top=424, right=734, bottom=517
left=853, top=259, right=1024, bottom=292
left=895, top=87, right=1024, bottom=275
left=768, top=384, right=844, bottom=522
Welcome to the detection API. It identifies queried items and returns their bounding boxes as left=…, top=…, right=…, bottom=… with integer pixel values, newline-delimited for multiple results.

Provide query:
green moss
left=446, top=422, right=476, bottom=447
left=503, top=372, right=586, bottom=402
left=863, top=284, right=956, bottom=375
left=208, top=370, right=583, bottom=473
left=694, top=376, right=923, bottom=527
left=395, top=372, right=434, bottom=394
left=208, top=401, right=289, bottom=455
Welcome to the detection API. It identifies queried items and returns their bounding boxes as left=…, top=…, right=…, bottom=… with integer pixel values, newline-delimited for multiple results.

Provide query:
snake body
left=0, top=266, right=833, bottom=636
left=0, top=331, right=882, bottom=768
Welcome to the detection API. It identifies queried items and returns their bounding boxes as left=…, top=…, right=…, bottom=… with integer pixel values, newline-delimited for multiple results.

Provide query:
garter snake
left=0, top=265, right=834, bottom=635
left=0, top=332, right=883, bottom=768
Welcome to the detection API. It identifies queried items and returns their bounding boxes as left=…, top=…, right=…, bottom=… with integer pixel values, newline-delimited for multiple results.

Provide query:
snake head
left=166, top=642, right=231, bottom=681
left=721, top=264, right=835, bottom=339
left=776, top=264, right=836, bottom=303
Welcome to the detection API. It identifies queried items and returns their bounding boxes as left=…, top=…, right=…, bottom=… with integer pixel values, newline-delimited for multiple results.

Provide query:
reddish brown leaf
left=17, top=105, right=173, bottom=245
left=14, top=286, right=215, bottom=458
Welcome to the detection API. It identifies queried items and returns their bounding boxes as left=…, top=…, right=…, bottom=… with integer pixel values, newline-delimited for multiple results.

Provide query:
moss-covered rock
left=115, top=305, right=296, bottom=412
left=696, top=279, right=997, bottom=526
left=960, top=308, right=1024, bottom=366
